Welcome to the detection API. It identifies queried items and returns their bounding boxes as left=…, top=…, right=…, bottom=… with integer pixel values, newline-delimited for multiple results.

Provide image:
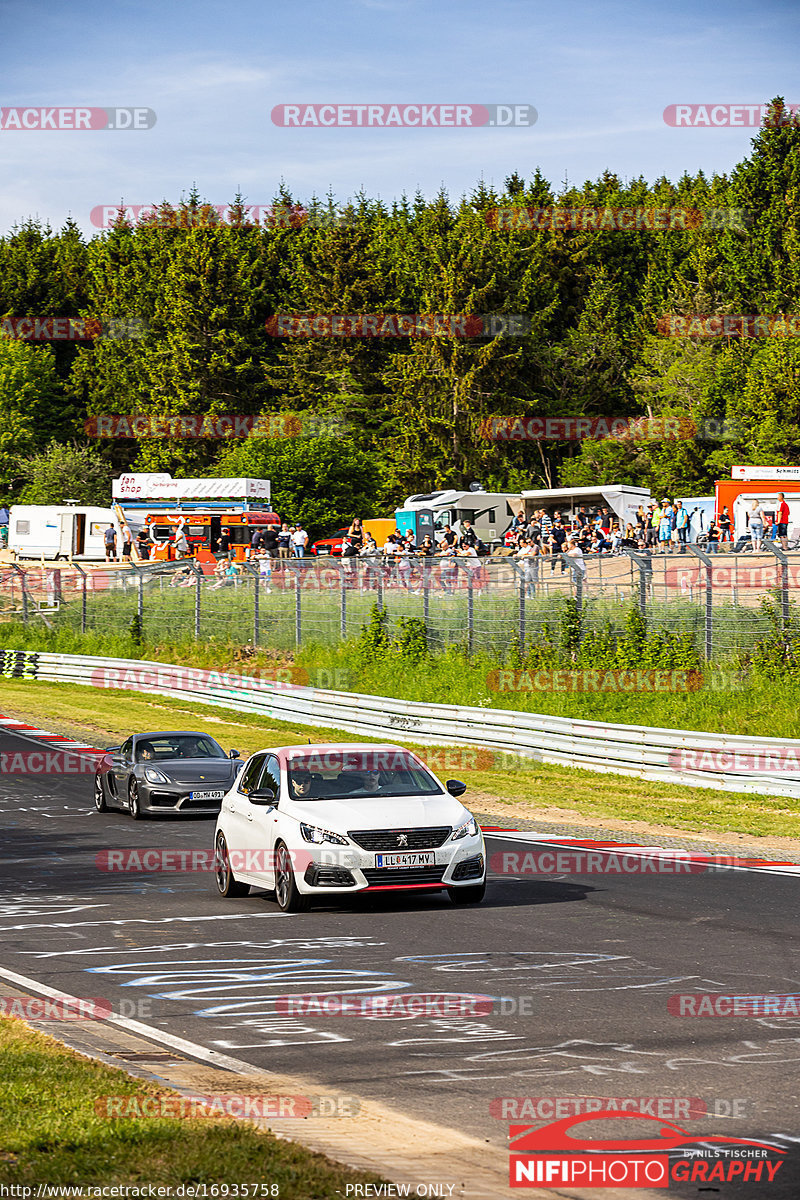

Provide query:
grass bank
left=0, top=1018, right=382, bottom=1194
left=1, top=677, right=798, bottom=841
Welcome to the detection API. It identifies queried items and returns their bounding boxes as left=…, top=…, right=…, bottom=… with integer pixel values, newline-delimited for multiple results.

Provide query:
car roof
left=133, top=731, right=218, bottom=740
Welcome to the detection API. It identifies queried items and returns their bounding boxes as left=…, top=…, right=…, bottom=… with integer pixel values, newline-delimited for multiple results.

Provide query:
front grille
left=181, top=795, right=223, bottom=809
left=452, top=854, right=484, bottom=881
left=348, top=826, right=451, bottom=851
left=362, top=866, right=445, bottom=886
left=149, top=793, right=178, bottom=808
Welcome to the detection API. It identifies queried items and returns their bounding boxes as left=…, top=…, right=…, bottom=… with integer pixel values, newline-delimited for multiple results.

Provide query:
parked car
left=310, top=528, right=349, bottom=556
left=94, top=731, right=242, bottom=818
left=213, top=743, right=486, bottom=911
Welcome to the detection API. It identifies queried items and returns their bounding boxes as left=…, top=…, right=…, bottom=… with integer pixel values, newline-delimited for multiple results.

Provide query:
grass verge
left=1, top=678, right=798, bottom=842
left=0, top=1017, right=383, bottom=1194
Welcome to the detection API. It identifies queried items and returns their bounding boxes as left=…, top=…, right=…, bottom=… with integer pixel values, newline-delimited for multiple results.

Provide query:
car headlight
left=300, top=823, right=349, bottom=845
left=144, top=767, right=171, bottom=784
left=451, top=815, right=479, bottom=840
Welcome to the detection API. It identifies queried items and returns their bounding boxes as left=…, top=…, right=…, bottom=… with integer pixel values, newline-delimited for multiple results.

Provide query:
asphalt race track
left=2, top=724, right=799, bottom=1198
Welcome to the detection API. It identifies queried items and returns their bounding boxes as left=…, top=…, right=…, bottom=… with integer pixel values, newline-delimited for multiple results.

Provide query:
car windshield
left=136, top=735, right=226, bottom=762
left=286, top=749, right=443, bottom=800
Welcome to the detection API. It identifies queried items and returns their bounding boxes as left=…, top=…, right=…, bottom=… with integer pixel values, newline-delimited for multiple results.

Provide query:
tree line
left=1, top=99, right=799, bottom=536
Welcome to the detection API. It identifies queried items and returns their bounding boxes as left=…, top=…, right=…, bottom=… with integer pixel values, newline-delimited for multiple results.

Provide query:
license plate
left=375, top=852, right=435, bottom=868
left=189, top=790, right=224, bottom=800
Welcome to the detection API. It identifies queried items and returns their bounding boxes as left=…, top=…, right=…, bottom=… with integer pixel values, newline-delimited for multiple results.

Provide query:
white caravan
left=520, top=484, right=651, bottom=528
left=397, top=489, right=521, bottom=546
left=8, top=505, right=121, bottom=560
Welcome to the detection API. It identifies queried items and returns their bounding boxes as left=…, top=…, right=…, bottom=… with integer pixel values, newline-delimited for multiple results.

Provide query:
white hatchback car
left=213, top=743, right=486, bottom=911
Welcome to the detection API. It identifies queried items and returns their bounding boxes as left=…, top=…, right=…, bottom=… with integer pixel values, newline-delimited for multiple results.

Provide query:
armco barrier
left=9, top=650, right=800, bottom=801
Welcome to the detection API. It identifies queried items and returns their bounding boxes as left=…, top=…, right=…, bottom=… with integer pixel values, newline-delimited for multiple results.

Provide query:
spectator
left=291, top=525, right=308, bottom=557
left=438, top=541, right=458, bottom=594
left=217, top=526, right=233, bottom=560
left=591, top=528, right=611, bottom=554
left=347, top=517, right=364, bottom=550
left=706, top=519, right=720, bottom=554
left=136, top=528, right=150, bottom=560
left=621, top=522, right=639, bottom=549
left=209, top=560, right=239, bottom=589
left=540, top=509, right=553, bottom=540
left=719, top=505, right=732, bottom=543
left=674, top=500, right=689, bottom=553
left=170, top=564, right=195, bottom=588
left=646, top=504, right=658, bottom=548
left=262, top=523, right=279, bottom=558
left=438, top=524, right=456, bottom=548
left=360, top=536, right=380, bottom=590
left=257, top=550, right=272, bottom=593
left=548, top=519, right=567, bottom=572
left=575, top=506, right=590, bottom=529
left=658, top=500, right=674, bottom=553
left=511, top=510, right=527, bottom=533
left=458, top=519, right=479, bottom=550
left=610, top=523, right=622, bottom=554
left=565, top=537, right=586, bottom=577
left=517, top=536, right=540, bottom=596
left=249, top=527, right=263, bottom=557
left=277, top=523, right=291, bottom=560
left=635, top=504, right=647, bottom=532
left=341, top=536, right=358, bottom=584
left=120, top=522, right=133, bottom=562
left=749, top=499, right=766, bottom=552
left=776, top=492, right=790, bottom=550
left=174, top=526, right=189, bottom=558
left=396, top=543, right=413, bottom=591
left=103, top=524, right=118, bottom=562
left=599, top=507, right=612, bottom=534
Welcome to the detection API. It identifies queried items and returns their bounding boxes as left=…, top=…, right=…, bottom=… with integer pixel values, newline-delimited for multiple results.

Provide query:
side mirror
left=106, top=746, right=121, bottom=755
left=229, top=749, right=240, bottom=758
left=446, top=779, right=467, bottom=797
left=249, top=787, right=277, bottom=806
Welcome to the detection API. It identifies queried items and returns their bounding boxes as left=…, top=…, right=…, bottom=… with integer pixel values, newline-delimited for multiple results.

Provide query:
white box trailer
left=9, top=505, right=121, bottom=560
left=521, top=484, right=651, bottom=528
left=397, top=489, right=521, bottom=546
left=732, top=491, right=800, bottom=542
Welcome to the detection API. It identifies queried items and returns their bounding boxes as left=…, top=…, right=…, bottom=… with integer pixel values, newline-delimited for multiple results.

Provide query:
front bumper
left=143, top=784, right=229, bottom=815
left=292, top=836, right=486, bottom=894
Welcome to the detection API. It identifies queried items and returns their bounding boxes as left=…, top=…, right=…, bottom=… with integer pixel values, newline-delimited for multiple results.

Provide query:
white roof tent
left=113, top=473, right=271, bottom=502
left=521, top=485, right=651, bottom=524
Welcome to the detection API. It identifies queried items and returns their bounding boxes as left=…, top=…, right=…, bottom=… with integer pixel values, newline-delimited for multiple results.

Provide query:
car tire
left=274, top=841, right=311, bottom=912
left=448, top=882, right=486, bottom=905
left=94, top=774, right=108, bottom=812
left=128, top=780, right=145, bottom=820
left=215, top=832, right=250, bottom=897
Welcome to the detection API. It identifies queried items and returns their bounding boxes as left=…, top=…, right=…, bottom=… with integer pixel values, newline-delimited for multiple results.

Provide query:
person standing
left=776, top=493, right=791, bottom=550
left=674, top=501, right=689, bottom=553
left=120, top=522, right=133, bottom=562
left=658, top=501, right=673, bottom=553
left=174, top=525, right=189, bottom=558
left=347, top=518, right=364, bottom=551
left=291, top=525, right=308, bottom=557
left=217, top=526, right=232, bottom=561
left=719, top=505, right=732, bottom=543
left=749, top=499, right=765, bottom=552
left=103, top=524, right=117, bottom=561
left=277, top=523, right=291, bottom=560
left=136, top=528, right=150, bottom=560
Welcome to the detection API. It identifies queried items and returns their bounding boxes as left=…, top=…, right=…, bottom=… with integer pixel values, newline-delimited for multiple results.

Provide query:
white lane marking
left=485, top=831, right=800, bottom=876
left=0, top=963, right=269, bottom=1075
left=0, top=912, right=292, bottom=930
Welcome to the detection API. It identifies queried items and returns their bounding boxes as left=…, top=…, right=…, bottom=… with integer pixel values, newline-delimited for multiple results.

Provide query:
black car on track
left=94, top=730, right=242, bottom=819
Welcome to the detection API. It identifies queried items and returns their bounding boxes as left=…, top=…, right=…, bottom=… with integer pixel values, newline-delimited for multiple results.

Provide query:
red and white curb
left=482, top=827, right=800, bottom=877
left=0, top=713, right=103, bottom=758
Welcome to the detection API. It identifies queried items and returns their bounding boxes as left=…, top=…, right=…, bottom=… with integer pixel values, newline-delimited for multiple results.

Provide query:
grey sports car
left=94, top=730, right=242, bottom=819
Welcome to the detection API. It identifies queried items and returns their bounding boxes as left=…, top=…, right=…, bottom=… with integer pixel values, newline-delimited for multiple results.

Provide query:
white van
left=9, top=505, right=121, bottom=560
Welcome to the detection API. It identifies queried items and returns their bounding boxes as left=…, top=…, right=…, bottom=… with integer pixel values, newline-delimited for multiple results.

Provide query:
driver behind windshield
left=351, top=768, right=385, bottom=794
left=137, top=740, right=156, bottom=761
left=178, top=738, right=202, bottom=758
left=290, top=771, right=315, bottom=799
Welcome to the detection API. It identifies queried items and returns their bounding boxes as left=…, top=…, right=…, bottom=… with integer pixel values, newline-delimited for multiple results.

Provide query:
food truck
left=718, top=466, right=800, bottom=540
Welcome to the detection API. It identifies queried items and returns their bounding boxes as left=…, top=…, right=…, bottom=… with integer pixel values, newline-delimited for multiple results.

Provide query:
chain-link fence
left=2, top=547, right=800, bottom=660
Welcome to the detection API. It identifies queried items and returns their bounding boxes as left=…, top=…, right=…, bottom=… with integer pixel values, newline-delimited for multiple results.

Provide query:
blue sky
left=1, top=0, right=798, bottom=237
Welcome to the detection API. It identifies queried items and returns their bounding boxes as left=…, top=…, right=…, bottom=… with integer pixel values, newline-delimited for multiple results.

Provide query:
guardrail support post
left=762, top=540, right=790, bottom=632
left=686, top=544, right=713, bottom=659
left=518, top=569, right=526, bottom=653
left=195, top=567, right=202, bottom=640
left=466, top=564, right=474, bottom=656
left=295, top=566, right=302, bottom=648
left=339, top=560, right=346, bottom=639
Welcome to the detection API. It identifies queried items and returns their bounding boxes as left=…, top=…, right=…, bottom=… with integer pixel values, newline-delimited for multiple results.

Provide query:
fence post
left=73, top=563, right=87, bottom=633
left=137, top=570, right=144, bottom=633
left=13, top=565, right=29, bottom=624
left=686, top=544, right=713, bottom=660
left=518, top=567, right=526, bottom=653
left=623, top=549, right=650, bottom=623
left=376, top=560, right=383, bottom=610
left=761, top=541, right=790, bottom=632
left=195, top=566, right=202, bottom=640
left=466, top=563, right=474, bottom=656
left=294, top=565, right=302, bottom=648
left=339, top=560, right=347, bottom=640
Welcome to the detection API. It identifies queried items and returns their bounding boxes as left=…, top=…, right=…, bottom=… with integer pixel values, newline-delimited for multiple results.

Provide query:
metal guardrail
left=7, top=649, right=800, bottom=803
